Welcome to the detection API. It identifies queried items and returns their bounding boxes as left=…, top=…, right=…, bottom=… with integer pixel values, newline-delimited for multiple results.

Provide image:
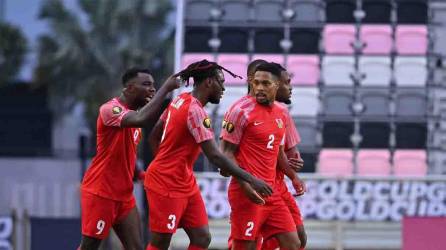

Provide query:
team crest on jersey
left=112, top=106, right=122, bottom=115
left=225, top=122, right=235, bottom=133
left=275, top=118, right=284, bottom=128
left=222, top=120, right=227, bottom=129
left=203, top=118, right=212, bottom=128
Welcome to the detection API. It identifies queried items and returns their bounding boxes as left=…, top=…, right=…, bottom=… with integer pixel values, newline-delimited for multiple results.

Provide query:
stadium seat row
left=324, top=25, right=427, bottom=55
left=183, top=54, right=428, bottom=86
left=210, top=118, right=426, bottom=149
left=184, top=25, right=434, bottom=56
left=185, top=0, right=429, bottom=24
left=318, top=149, right=427, bottom=177
left=208, top=86, right=428, bottom=118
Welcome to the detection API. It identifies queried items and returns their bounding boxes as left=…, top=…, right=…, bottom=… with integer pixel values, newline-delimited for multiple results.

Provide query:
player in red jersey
left=221, top=62, right=301, bottom=250
left=225, top=60, right=306, bottom=250
left=144, top=60, right=273, bottom=250
left=260, top=63, right=307, bottom=250
left=79, top=67, right=181, bottom=250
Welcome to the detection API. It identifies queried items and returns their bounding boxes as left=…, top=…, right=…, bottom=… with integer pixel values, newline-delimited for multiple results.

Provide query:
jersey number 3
left=167, top=214, right=176, bottom=230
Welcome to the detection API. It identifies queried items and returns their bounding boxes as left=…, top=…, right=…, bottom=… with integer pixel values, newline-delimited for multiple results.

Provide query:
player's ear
left=125, top=82, right=135, bottom=92
left=204, top=78, right=212, bottom=88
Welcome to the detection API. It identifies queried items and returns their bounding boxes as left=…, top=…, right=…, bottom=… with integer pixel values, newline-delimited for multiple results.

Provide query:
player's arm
left=283, top=146, right=306, bottom=196
left=121, top=75, right=179, bottom=127
left=220, top=139, right=268, bottom=205
left=148, top=119, right=164, bottom=155
left=201, top=139, right=273, bottom=197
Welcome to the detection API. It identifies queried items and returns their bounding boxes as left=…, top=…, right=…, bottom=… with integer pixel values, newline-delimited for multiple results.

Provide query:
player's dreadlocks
left=176, top=60, right=242, bottom=87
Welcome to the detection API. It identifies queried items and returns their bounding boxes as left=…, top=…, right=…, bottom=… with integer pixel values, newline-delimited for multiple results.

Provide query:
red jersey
left=275, top=102, right=301, bottom=194
left=145, top=93, right=214, bottom=198
left=220, top=96, right=287, bottom=187
left=81, top=98, right=142, bottom=201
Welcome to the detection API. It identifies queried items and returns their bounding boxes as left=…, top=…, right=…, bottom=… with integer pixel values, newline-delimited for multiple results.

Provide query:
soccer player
left=225, top=60, right=306, bottom=250
left=221, top=62, right=301, bottom=250
left=79, top=67, right=181, bottom=250
left=144, top=60, right=273, bottom=250
left=260, top=63, right=307, bottom=250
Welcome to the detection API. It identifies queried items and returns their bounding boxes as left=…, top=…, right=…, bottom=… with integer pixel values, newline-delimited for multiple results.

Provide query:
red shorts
left=80, top=190, right=136, bottom=239
left=228, top=186, right=296, bottom=241
left=281, top=190, right=303, bottom=226
left=145, top=189, right=208, bottom=233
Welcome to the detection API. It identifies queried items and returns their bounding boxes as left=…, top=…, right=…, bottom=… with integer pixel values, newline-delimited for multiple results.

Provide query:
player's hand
left=239, top=181, right=265, bottom=205
left=218, top=168, right=231, bottom=177
left=288, top=157, right=304, bottom=172
left=162, top=74, right=182, bottom=92
left=250, top=177, right=273, bottom=197
left=292, top=177, right=306, bottom=197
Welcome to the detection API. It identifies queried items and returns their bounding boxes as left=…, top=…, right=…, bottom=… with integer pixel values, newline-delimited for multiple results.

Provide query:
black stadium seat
left=325, top=0, right=356, bottom=23
left=254, top=28, right=284, bottom=53
left=397, top=0, right=428, bottom=24
left=184, top=27, right=213, bottom=52
left=362, top=0, right=392, bottom=23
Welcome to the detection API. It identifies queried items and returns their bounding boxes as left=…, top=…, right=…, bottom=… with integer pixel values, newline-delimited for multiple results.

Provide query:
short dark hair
left=270, top=62, right=286, bottom=72
left=254, top=62, right=281, bottom=79
left=177, top=60, right=241, bottom=86
left=122, top=67, right=152, bottom=86
left=247, top=59, right=267, bottom=78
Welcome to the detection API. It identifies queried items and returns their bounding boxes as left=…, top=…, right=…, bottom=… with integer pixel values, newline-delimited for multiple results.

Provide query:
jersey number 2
left=267, top=134, right=275, bottom=149
left=245, top=221, right=254, bottom=236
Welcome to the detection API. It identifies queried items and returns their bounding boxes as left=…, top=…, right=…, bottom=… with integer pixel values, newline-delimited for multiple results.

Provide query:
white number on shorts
left=267, top=134, right=275, bottom=149
left=167, top=214, right=176, bottom=230
left=96, top=220, right=105, bottom=235
left=245, top=221, right=254, bottom=236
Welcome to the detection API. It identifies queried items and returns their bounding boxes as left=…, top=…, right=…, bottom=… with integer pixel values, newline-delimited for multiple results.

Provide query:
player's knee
left=150, top=233, right=172, bottom=250
left=279, top=236, right=301, bottom=250
left=190, top=230, right=211, bottom=248
left=79, top=236, right=101, bottom=250
left=130, top=239, right=144, bottom=250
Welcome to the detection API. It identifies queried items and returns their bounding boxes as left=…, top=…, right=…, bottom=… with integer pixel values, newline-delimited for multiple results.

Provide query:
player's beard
left=209, top=96, right=221, bottom=104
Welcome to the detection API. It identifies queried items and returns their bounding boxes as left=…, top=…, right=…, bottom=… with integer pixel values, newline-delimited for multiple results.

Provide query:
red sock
left=188, top=245, right=206, bottom=250
left=146, top=244, right=160, bottom=250
left=300, top=248, right=305, bottom=250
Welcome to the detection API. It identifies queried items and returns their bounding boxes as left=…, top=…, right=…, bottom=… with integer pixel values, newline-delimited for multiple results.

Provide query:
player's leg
left=148, top=232, right=173, bottom=250
left=228, top=188, right=264, bottom=250
left=275, top=232, right=301, bottom=250
left=79, top=236, right=102, bottom=250
left=181, top=192, right=211, bottom=249
left=144, top=189, right=187, bottom=250
left=297, top=225, right=307, bottom=249
left=112, top=199, right=143, bottom=250
left=283, top=191, right=306, bottom=250
left=261, top=200, right=300, bottom=250
left=79, top=191, right=115, bottom=250
left=232, top=239, right=260, bottom=250
left=184, top=226, right=211, bottom=249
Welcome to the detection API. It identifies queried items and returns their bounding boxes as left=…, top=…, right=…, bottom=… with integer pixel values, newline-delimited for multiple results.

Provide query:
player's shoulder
left=169, top=92, right=192, bottom=110
left=100, top=97, right=127, bottom=116
left=273, top=101, right=290, bottom=117
left=227, top=95, right=256, bottom=115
